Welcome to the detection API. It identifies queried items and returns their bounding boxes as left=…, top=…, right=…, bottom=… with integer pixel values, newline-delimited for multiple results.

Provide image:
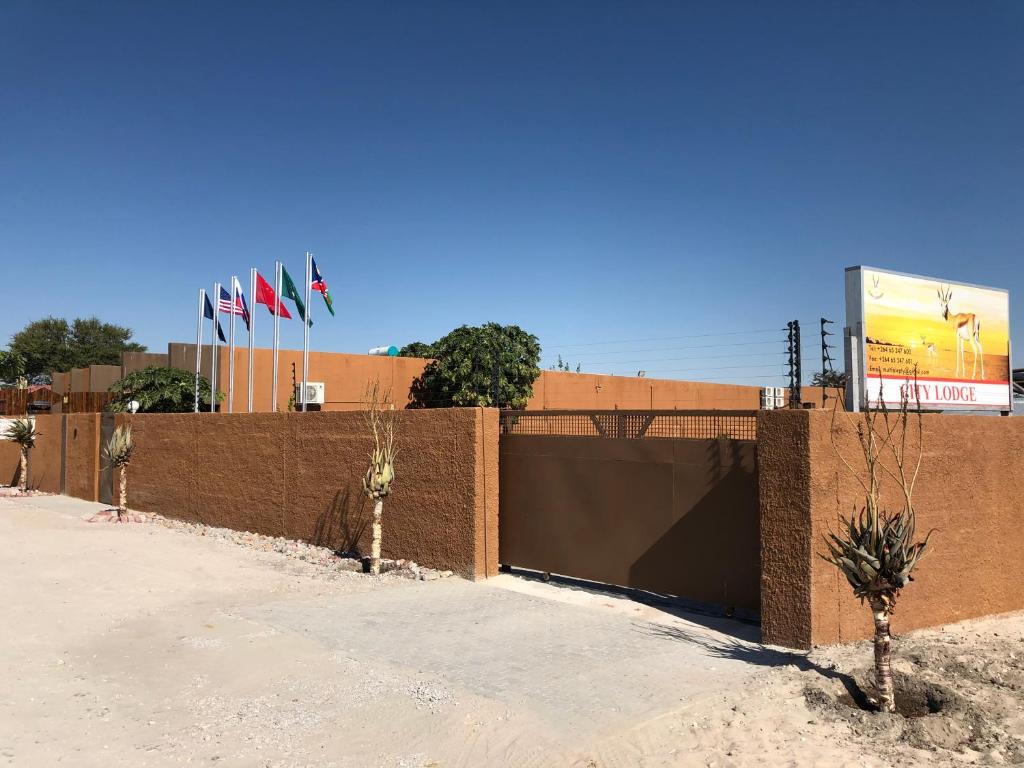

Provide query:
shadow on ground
left=637, top=622, right=872, bottom=709
left=505, top=566, right=760, bottom=642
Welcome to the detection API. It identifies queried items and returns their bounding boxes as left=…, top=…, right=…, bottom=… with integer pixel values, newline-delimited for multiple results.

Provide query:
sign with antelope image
left=846, top=266, right=1011, bottom=411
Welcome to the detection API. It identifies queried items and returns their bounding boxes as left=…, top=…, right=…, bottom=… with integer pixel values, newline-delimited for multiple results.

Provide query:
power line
left=557, top=351, right=784, bottom=367
left=585, top=363, right=785, bottom=375
left=546, top=327, right=782, bottom=349
left=551, top=338, right=786, bottom=359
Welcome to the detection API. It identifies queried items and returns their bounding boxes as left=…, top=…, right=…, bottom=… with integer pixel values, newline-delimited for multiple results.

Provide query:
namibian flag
left=310, top=257, right=335, bottom=316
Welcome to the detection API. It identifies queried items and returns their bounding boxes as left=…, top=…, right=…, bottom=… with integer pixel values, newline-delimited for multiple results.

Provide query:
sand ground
left=1, top=493, right=1021, bottom=767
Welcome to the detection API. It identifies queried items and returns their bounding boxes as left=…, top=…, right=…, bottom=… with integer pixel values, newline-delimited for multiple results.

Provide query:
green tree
left=811, top=370, right=849, bottom=388
left=0, top=349, right=26, bottom=386
left=399, top=341, right=435, bottom=358
left=108, top=367, right=220, bottom=413
left=9, top=316, right=145, bottom=379
left=408, top=323, right=541, bottom=409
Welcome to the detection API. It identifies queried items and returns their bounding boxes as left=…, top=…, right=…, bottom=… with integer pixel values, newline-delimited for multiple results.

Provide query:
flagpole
left=211, top=281, right=220, bottom=413
left=228, top=275, right=237, bottom=413
left=301, top=251, right=312, bottom=412
left=272, top=261, right=282, bottom=412
left=248, top=268, right=256, bottom=413
left=194, top=289, right=205, bottom=413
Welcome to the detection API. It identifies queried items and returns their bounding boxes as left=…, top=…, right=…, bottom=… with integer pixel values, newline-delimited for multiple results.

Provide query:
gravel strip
left=146, top=513, right=455, bottom=582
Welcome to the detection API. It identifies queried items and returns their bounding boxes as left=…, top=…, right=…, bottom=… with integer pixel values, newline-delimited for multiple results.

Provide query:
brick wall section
left=760, top=409, right=1024, bottom=648
left=121, top=409, right=499, bottom=579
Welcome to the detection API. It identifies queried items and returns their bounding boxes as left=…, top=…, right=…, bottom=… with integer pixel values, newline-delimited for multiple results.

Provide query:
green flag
left=281, top=266, right=311, bottom=326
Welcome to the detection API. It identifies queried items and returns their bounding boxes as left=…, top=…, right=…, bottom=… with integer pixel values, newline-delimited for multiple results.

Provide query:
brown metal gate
left=498, top=411, right=760, bottom=615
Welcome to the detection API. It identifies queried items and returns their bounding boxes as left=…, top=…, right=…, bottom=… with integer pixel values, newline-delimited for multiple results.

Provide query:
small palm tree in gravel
left=824, top=378, right=933, bottom=713
left=362, top=381, right=397, bottom=575
left=103, top=425, right=135, bottom=520
left=5, top=418, right=37, bottom=493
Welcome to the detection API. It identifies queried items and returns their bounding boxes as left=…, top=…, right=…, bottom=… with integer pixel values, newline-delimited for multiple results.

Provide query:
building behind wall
left=52, top=341, right=774, bottom=411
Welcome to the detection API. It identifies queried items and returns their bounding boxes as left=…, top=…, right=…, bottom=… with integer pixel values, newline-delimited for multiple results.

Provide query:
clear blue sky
left=2, top=2, right=1020, bottom=385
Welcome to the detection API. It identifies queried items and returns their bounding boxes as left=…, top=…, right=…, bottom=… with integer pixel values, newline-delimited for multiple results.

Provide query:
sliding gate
left=498, top=410, right=761, bottom=615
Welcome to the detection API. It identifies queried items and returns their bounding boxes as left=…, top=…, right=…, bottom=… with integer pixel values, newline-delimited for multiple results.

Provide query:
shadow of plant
left=313, top=487, right=369, bottom=557
left=637, top=622, right=872, bottom=709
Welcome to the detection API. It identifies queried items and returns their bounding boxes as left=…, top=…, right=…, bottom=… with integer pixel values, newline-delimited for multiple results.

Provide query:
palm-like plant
left=103, top=425, right=134, bottom=520
left=5, top=418, right=37, bottom=492
left=361, top=381, right=397, bottom=575
left=824, top=378, right=933, bottom=713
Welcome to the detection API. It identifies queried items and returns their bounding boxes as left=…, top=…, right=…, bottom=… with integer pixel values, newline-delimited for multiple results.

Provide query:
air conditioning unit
left=295, top=382, right=325, bottom=405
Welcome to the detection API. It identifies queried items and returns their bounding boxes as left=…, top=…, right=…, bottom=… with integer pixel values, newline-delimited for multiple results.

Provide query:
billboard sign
left=846, top=266, right=1011, bottom=411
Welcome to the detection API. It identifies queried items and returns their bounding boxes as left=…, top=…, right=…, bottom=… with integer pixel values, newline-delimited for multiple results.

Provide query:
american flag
left=219, top=284, right=250, bottom=330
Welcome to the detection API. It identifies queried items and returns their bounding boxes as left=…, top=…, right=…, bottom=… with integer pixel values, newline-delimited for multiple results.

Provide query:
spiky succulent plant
left=824, top=504, right=931, bottom=614
left=103, top=425, right=134, bottom=469
left=5, top=417, right=37, bottom=449
left=362, top=445, right=394, bottom=500
left=5, top=417, right=37, bottom=493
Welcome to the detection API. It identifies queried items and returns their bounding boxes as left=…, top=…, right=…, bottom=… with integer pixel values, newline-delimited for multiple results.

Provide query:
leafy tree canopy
left=0, top=349, right=26, bottom=386
left=398, top=341, right=435, bottom=358
left=10, top=316, right=145, bottom=379
left=408, top=323, right=541, bottom=409
left=811, top=370, right=849, bottom=388
left=108, top=366, right=220, bottom=413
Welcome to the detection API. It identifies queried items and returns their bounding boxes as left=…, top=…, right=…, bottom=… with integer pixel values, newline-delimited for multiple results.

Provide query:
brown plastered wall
left=199, top=345, right=762, bottom=413
left=529, top=371, right=762, bottom=410
left=121, top=352, right=170, bottom=375
left=69, top=368, right=90, bottom=394
left=500, top=435, right=760, bottom=612
left=474, top=408, right=500, bottom=578
left=757, top=410, right=813, bottom=648
left=28, top=414, right=63, bottom=493
left=0, top=415, right=63, bottom=490
left=120, top=408, right=498, bottom=578
left=217, top=347, right=429, bottom=413
left=87, top=365, right=122, bottom=393
left=64, top=414, right=100, bottom=501
left=0, top=439, right=19, bottom=486
left=51, top=372, right=70, bottom=395
left=760, top=409, right=1024, bottom=648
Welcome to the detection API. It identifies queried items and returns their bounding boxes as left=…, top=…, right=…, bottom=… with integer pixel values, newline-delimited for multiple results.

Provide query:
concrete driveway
left=0, top=493, right=862, bottom=768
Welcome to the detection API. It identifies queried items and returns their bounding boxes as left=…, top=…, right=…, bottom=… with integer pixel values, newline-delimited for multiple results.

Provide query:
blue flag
left=203, top=292, right=227, bottom=343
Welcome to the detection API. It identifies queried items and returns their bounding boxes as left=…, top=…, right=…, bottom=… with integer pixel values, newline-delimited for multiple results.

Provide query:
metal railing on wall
left=499, top=409, right=758, bottom=441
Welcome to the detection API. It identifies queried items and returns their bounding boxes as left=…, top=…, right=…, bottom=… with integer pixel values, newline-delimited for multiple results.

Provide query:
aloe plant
left=823, top=504, right=931, bottom=711
left=825, top=378, right=933, bottom=713
left=4, top=418, right=37, bottom=492
left=361, top=381, right=397, bottom=575
left=102, top=425, right=134, bottom=520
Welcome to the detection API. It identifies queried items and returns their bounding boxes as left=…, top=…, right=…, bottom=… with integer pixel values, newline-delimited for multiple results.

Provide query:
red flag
left=255, top=271, right=292, bottom=319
